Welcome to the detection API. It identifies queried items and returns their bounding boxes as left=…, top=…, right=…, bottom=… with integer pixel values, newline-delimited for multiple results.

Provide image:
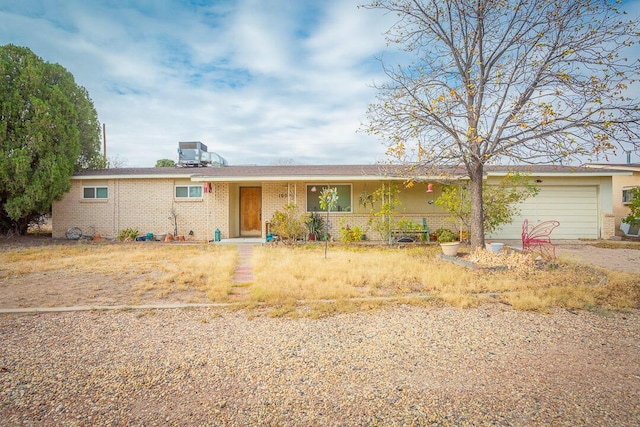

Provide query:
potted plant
left=437, top=229, right=460, bottom=256
left=305, top=212, right=324, bottom=241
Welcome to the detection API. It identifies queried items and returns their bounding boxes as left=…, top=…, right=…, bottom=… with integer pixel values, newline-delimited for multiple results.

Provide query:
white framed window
left=622, top=187, right=637, bottom=205
left=306, top=184, right=352, bottom=212
left=175, top=185, right=203, bottom=199
left=83, top=186, right=108, bottom=199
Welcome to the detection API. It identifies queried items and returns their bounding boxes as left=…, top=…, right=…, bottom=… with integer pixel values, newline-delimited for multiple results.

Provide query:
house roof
left=72, top=163, right=630, bottom=182
left=585, top=163, right=640, bottom=173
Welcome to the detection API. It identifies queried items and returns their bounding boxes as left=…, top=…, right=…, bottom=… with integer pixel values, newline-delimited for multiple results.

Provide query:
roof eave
left=486, top=170, right=631, bottom=177
left=71, top=174, right=188, bottom=180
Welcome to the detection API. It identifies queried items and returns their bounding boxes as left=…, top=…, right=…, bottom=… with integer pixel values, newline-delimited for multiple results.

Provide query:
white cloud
left=0, top=0, right=401, bottom=167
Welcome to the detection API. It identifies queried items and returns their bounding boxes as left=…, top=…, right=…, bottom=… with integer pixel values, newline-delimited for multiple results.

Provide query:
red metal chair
left=521, top=219, right=560, bottom=260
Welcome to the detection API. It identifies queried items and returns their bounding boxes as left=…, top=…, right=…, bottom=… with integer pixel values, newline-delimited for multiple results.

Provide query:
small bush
left=118, top=228, right=139, bottom=241
left=434, top=228, right=454, bottom=241
left=339, top=223, right=364, bottom=243
left=270, top=204, right=306, bottom=244
left=436, top=229, right=457, bottom=243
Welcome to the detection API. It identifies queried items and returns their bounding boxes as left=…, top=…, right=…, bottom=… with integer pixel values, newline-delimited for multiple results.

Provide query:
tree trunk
left=468, top=161, right=485, bottom=249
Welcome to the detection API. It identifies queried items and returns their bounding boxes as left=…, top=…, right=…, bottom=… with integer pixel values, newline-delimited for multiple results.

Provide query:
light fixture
left=426, top=183, right=433, bottom=193
left=535, top=179, right=543, bottom=183
left=311, top=186, right=317, bottom=192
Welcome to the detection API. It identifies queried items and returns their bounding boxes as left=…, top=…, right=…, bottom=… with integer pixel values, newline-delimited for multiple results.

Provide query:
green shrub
left=396, top=218, right=427, bottom=241
left=305, top=211, right=325, bottom=238
left=436, top=229, right=457, bottom=243
left=622, top=187, right=640, bottom=227
left=118, top=228, right=139, bottom=241
left=339, top=218, right=364, bottom=243
left=270, top=204, right=306, bottom=244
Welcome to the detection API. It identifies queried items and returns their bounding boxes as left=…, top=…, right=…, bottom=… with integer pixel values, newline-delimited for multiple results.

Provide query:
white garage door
left=490, top=186, right=599, bottom=239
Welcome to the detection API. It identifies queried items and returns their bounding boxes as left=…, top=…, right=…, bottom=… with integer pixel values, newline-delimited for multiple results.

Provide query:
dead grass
left=0, top=243, right=237, bottom=302
left=1, top=241, right=638, bottom=316
left=589, top=241, right=640, bottom=250
left=250, top=245, right=639, bottom=316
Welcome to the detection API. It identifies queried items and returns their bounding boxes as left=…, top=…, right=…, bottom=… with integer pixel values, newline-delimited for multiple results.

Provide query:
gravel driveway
left=555, top=242, right=640, bottom=274
left=1, top=306, right=639, bottom=426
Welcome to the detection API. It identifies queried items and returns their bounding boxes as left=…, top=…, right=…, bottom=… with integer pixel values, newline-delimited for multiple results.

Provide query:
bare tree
left=270, top=158, right=302, bottom=166
left=363, top=0, right=639, bottom=248
left=106, top=154, right=128, bottom=168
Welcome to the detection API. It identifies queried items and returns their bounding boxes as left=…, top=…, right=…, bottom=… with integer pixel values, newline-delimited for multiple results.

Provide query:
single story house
left=51, top=163, right=627, bottom=242
left=585, top=163, right=640, bottom=236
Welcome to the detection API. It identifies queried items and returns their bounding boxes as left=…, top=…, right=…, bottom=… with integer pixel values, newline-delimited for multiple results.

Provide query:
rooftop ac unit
left=177, top=141, right=227, bottom=167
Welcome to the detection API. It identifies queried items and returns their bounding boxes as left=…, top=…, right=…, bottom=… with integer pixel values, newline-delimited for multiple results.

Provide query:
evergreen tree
left=0, top=44, right=103, bottom=234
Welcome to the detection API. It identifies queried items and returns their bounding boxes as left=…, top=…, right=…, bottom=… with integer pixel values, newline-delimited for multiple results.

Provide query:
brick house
left=52, top=164, right=626, bottom=241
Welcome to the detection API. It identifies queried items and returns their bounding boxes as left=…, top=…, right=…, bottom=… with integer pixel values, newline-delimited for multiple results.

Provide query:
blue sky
left=0, top=0, right=401, bottom=166
left=1, top=0, right=639, bottom=167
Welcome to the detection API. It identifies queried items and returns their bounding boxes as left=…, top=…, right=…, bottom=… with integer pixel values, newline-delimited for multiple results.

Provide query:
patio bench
left=392, top=218, right=430, bottom=243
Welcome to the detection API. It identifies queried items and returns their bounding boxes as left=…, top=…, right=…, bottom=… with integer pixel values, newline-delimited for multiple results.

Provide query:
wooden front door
left=240, top=187, right=262, bottom=236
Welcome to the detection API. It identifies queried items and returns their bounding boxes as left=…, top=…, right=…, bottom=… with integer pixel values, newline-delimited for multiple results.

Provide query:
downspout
left=206, top=182, right=210, bottom=242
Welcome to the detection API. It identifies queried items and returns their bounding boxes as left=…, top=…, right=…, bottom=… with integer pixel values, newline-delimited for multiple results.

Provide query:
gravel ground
left=1, top=305, right=639, bottom=426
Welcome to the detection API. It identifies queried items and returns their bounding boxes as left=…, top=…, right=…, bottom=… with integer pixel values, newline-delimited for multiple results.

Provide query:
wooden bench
left=521, top=219, right=560, bottom=260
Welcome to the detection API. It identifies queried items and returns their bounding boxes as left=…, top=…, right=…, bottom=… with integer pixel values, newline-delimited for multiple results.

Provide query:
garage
left=491, top=186, right=599, bottom=239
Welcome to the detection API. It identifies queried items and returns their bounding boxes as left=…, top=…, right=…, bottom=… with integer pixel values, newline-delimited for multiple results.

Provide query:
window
left=175, top=185, right=202, bottom=199
left=83, top=186, right=108, bottom=199
left=622, top=187, right=637, bottom=205
left=306, top=184, right=351, bottom=212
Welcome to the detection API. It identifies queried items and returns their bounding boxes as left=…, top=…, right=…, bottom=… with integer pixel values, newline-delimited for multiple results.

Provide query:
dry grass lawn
left=0, top=243, right=237, bottom=306
left=249, top=245, right=639, bottom=317
left=1, top=240, right=638, bottom=316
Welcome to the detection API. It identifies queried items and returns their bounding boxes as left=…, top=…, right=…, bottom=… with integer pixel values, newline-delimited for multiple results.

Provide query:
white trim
left=486, top=171, right=631, bottom=177
left=622, top=187, right=638, bottom=205
left=190, top=175, right=414, bottom=182
left=306, top=183, right=353, bottom=213
left=174, top=184, right=203, bottom=199
left=73, top=174, right=452, bottom=182
left=82, top=186, right=108, bottom=199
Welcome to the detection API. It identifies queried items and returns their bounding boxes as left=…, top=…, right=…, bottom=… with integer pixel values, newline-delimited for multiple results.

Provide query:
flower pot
left=486, top=242, right=504, bottom=253
left=308, top=232, right=317, bottom=241
left=440, top=242, right=460, bottom=256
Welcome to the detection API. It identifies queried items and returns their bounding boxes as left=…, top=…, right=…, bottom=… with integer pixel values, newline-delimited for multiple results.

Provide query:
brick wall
left=52, top=179, right=230, bottom=241
left=52, top=178, right=455, bottom=241
left=262, top=182, right=306, bottom=236
left=259, top=181, right=453, bottom=241
left=210, top=182, right=229, bottom=239
left=601, top=213, right=616, bottom=240
left=52, top=180, right=117, bottom=239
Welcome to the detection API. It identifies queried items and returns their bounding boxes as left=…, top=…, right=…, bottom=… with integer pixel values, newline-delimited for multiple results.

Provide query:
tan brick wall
left=601, top=213, right=616, bottom=240
left=262, top=182, right=306, bottom=236
left=259, top=181, right=453, bottom=241
left=52, top=180, right=117, bottom=239
left=335, top=213, right=454, bottom=241
left=52, top=178, right=455, bottom=241
left=210, top=183, right=230, bottom=239
left=52, top=179, right=230, bottom=241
